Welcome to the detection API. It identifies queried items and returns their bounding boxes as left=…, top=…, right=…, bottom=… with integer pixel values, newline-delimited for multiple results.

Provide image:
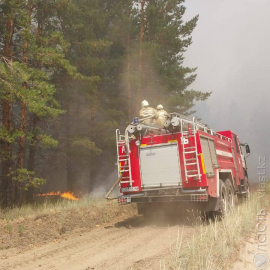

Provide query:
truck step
left=120, top=180, right=134, bottom=184
left=184, top=146, right=196, bottom=150
left=118, top=158, right=128, bottom=162
left=187, top=170, right=198, bottom=173
left=186, top=162, right=197, bottom=165
left=187, top=174, right=201, bottom=178
left=186, top=158, right=197, bottom=161
left=183, top=133, right=195, bottom=136
left=182, top=131, right=194, bottom=134
left=120, top=169, right=130, bottom=173
left=184, top=151, right=196, bottom=154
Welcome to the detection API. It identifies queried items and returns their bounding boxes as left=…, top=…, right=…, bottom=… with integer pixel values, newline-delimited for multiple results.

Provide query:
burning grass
left=161, top=184, right=270, bottom=270
left=0, top=195, right=136, bottom=251
left=35, top=191, right=79, bottom=201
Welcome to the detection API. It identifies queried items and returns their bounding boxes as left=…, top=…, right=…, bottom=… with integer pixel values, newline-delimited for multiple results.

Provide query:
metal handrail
left=192, top=116, right=201, bottom=182
left=170, top=113, right=232, bottom=143
left=180, top=117, right=201, bottom=183
left=116, top=129, right=121, bottom=179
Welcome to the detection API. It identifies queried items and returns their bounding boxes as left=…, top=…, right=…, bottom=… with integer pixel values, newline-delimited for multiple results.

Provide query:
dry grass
left=0, top=196, right=136, bottom=251
left=0, top=195, right=108, bottom=221
left=162, top=184, right=270, bottom=270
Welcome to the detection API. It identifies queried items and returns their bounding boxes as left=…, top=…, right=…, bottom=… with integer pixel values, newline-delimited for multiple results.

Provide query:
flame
left=35, top=191, right=79, bottom=201
left=61, top=192, right=79, bottom=201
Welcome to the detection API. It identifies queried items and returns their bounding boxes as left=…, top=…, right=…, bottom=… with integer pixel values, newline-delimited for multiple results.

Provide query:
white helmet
left=141, top=100, right=149, bottom=108
left=157, top=104, right=163, bottom=110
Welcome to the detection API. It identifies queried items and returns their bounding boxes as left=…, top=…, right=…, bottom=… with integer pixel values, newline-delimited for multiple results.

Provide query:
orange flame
left=61, top=192, right=79, bottom=201
left=35, top=191, right=79, bottom=201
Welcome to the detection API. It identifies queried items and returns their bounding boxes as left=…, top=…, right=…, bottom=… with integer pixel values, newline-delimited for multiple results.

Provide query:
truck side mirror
left=245, top=144, right=250, bottom=154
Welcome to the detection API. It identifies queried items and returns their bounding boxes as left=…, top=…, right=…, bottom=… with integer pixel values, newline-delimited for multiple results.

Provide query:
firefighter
left=156, top=104, right=168, bottom=127
left=139, top=100, right=157, bottom=124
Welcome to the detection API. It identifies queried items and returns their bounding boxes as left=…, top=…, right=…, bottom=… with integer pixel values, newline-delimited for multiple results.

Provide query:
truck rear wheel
left=216, top=180, right=228, bottom=217
left=225, top=179, right=235, bottom=210
left=137, top=203, right=152, bottom=218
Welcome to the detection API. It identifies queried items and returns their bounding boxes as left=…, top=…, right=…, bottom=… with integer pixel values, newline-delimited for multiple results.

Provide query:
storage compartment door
left=200, top=137, right=214, bottom=177
left=139, top=144, right=181, bottom=188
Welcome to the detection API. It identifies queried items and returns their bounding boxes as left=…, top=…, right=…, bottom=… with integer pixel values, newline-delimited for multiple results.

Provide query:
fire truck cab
left=114, top=113, right=251, bottom=216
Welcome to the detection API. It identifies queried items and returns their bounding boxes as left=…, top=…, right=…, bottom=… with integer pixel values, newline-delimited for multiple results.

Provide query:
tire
left=237, top=176, right=251, bottom=201
left=137, top=203, right=146, bottom=215
left=137, top=203, right=152, bottom=218
left=225, top=179, right=235, bottom=210
left=218, top=180, right=228, bottom=217
left=243, top=176, right=251, bottom=199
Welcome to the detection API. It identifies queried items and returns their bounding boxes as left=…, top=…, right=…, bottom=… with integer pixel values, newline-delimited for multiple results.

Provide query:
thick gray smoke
left=183, top=0, right=270, bottom=181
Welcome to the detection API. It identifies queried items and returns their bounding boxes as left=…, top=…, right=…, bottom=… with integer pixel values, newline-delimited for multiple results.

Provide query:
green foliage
left=11, top=169, right=46, bottom=190
left=0, top=127, right=22, bottom=144
left=0, top=0, right=211, bottom=203
left=39, top=134, right=58, bottom=148
left=72, top=138, right=102, bottom=156
left=0, top=61, right=65, bottom=117
left=128, top=0, right=210, bottom=113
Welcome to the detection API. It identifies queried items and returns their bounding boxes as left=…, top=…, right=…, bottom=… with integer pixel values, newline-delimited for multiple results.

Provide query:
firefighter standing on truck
left=139, top=100, right=157, bottom=124
left=156, top=104, right=168, bottom=127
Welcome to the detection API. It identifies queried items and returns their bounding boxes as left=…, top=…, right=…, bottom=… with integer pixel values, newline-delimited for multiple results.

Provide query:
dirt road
left=0, top=215, right=195, bottom=270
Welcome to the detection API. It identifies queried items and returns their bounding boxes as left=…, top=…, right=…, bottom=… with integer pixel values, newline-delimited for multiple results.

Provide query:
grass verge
left=1, top=196, right=113, bottom=221
left=0, top=196, right=136, bottom=251
left=162, top=184, right=270, bottom=270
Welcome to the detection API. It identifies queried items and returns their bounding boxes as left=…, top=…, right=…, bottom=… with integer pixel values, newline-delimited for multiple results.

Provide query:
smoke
left=183, top=0, right=270, bottom=181
left=90, top=169, right=120, bottom=197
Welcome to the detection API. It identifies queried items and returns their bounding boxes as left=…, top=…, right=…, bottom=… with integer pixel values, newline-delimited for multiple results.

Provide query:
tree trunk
left=16, top=3, right=32, bottom=205
left=137, top=0, right=145, bottom=113
left=15, top=82, right=27, bottom=204
left=66, top=101, right=74, bottom=191
left=26, top=115, right=39, bottom=203
left=127, top=34, right=132, bottom=119
left=126, top=6, right=132, bottom=119
left=1, top=18, right=14, bottom=207
left=1, top=102, right=13, bottom=207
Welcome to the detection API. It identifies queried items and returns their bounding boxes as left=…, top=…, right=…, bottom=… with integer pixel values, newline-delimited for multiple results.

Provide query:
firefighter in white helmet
left=156, top=104, right=168, bottom=127
left=139, top=100, right=157, bottom=124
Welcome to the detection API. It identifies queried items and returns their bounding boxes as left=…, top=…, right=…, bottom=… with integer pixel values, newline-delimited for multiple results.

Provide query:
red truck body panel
left=118, top=128, right=246, bottom=200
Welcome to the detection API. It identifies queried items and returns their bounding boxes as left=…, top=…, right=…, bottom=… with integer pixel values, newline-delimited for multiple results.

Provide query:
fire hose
left=105, top=176, right=121, bottom=200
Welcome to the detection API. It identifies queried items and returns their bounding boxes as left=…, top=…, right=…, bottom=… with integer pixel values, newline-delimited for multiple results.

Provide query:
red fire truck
left=108, top=113, right=251, bottom=216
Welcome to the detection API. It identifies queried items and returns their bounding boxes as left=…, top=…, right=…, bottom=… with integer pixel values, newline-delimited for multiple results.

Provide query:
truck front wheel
left=237, top=176, right=251, bottom=201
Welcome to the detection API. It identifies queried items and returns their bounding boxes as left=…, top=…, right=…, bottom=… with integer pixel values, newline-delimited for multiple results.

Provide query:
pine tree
left=130, top=0, right=210, bottom=114
left=0, top=0, right=76, bottom=205
left=53, top=0, right=124, bottom=192
left=0, top=0, right=211, bottom=203
left=0, top=0, right=21, bottom=206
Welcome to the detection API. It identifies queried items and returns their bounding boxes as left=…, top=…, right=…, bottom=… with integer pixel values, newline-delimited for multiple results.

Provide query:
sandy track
left=0, top=215, right=194, bottom=270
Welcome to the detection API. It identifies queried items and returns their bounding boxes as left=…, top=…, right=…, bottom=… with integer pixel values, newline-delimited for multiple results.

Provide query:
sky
left=183, top=0, right=270, bottom=181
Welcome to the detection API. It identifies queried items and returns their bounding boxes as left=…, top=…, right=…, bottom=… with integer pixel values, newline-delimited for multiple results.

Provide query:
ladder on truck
left=116, top=129, right=133, bottom=186
left=180, top=117, right=202, bottom=183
